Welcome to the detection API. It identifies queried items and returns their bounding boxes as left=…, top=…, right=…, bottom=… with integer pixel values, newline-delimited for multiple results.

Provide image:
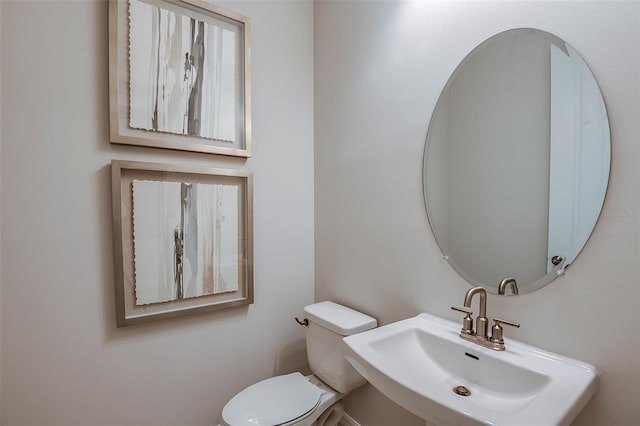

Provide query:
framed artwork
left=111, top=160, right=253, bottom=327
left=109, top=0, right=251, bottom=157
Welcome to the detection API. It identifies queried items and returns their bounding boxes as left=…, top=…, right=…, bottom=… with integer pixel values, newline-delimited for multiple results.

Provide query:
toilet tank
left=303, top=301, right=377, bottom=393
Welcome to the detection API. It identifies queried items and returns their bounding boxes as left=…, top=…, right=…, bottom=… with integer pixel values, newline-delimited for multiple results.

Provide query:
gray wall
left=315, top=1, right=639, bottom=425
left=0, top=1, right=314, bottom=424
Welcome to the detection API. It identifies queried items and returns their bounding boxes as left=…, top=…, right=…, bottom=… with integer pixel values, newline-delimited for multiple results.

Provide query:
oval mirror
left=423, top=28, right=610, bottom=295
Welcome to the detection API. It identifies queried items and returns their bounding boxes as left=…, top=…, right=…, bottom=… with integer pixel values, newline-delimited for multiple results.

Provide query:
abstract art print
left=109, top=0, right=251, bottom=157
left=128, top=0, right=238, bottom=142
left=111, top=160, right=253, bottom=327
left=132, top=180, right=239, bottom=304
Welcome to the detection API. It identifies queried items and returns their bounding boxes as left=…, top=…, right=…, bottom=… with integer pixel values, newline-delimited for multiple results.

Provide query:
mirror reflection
left=423, top=28, right=610, bottom=295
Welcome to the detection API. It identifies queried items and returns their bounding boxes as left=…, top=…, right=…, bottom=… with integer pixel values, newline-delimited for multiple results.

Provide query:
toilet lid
left=222, top=372, right=322, bottom=426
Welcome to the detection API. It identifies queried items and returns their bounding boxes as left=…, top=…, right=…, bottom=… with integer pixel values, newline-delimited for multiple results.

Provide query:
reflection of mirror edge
left=440, top=247, right=567, bottom=295
left=422, top=27, right=612, bottom=295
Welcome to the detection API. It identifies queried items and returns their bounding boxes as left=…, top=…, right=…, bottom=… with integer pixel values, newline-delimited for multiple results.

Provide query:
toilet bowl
left=221, top=373, right=342, bottom=426
left=220, top=302, right=377, bottom=426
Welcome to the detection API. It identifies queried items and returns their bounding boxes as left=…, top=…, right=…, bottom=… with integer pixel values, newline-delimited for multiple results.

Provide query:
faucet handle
left=451, top=306, right=473, bottom=335
left=490, top=318, right=520, bottom=345
left=451, top=306, right=472, bottom=315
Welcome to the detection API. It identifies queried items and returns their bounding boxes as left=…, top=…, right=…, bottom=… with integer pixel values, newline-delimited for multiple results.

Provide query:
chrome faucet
left=451, top=286, right=520, bottom=351
left=498, top=277, right=519, bottom=295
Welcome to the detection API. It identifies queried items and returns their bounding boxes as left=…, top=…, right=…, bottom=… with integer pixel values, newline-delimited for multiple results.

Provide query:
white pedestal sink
left=343, top=313, right=598, bottom=426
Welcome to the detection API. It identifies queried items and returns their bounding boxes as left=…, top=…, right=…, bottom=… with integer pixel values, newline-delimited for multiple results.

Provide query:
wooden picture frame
left=109, top=0, right=251, bottom=157
left=111, top=160, right=253, bottom=327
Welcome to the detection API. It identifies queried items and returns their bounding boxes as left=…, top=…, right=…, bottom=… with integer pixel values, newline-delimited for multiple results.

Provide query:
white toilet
left=221, top=301, right=377, bottom=426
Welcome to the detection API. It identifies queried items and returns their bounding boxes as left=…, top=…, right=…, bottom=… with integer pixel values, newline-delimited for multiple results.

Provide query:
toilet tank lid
left=303, top=301, right=377, bottom=336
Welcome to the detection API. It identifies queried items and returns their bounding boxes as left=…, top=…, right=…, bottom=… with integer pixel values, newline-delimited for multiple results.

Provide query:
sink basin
left=342, top=313, right=598, bottom=426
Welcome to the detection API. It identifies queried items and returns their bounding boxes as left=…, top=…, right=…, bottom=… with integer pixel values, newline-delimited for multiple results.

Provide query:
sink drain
left=453, top=385, right=471, bottom=397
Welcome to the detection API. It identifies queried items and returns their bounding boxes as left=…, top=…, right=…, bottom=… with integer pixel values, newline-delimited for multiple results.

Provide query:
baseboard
left=339, top=412, right=362, bottom=426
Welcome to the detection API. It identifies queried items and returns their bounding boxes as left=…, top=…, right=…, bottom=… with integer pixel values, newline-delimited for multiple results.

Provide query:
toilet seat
left=222, top=372, right=323, bottom=426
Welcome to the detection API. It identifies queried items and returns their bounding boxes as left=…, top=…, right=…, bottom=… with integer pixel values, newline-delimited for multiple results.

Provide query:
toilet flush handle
left=295, top=317, right=309, bottom=326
